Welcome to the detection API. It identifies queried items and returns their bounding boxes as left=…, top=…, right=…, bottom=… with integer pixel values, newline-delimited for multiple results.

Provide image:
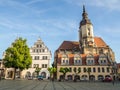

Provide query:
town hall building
left=54, top=6, right=117, bottom=81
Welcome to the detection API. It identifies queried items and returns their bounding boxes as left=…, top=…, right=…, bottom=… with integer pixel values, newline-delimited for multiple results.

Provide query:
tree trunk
left=64, top=73, right=66, bottom=81
left=12, top=68, right=16, bottom=80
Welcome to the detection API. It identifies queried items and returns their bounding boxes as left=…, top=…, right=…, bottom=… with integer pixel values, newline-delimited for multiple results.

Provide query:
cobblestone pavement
left=0, top=80, right=120, bottom=90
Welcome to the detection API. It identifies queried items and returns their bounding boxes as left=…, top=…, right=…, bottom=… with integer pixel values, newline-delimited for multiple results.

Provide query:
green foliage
left=59, top=67, right=70, bottom=80
left=73, top=67, right=77, bottom=73
left=87, top=68, right=91, bottom=74
left=78, top=67, right=81, bottom=73
left=85, top=68, right=91, bottom=80
left=48, top=67, right=57, bottom=75
left=3, top=37, right=32, bottom=70
left=35, top=67, right=41, bottom=76
left=59, top=67, right=70, bottom=75
left=73, top=67, right=81, bottom=74
left=84, top=68, right=91, bottom=74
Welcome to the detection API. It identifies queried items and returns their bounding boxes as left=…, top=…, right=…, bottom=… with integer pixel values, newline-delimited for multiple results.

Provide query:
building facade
left=22, top=38, right=51, bottom=79
left=54, top=6, right=116, bottom=81
left=3, top=38, right=51, bottom=79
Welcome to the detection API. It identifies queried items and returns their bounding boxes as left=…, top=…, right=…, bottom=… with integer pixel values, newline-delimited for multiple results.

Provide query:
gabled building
left=22, top=38, right=51, bottom=79
left=2, top=38, right=51, bottom=79
left=54, top=6, right=116, bottom=81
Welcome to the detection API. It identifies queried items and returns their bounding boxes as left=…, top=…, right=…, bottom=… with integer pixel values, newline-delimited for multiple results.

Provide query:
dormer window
left=61, top=54, right=69, bottom=65
left=74, top=54, right=82, bottom=65
left=98, top=54, right=108, bottom=65
left=86, top=54, right=94, bottom=65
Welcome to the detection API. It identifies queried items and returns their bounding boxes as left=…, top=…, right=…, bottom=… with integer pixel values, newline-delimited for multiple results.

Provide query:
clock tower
left=79, top=5, right=95, bottom=54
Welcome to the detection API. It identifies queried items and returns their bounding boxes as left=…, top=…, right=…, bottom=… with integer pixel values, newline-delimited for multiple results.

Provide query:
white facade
left=3, top=38, right=51, bottom=79
left=22, top=38, right=51, bottom=79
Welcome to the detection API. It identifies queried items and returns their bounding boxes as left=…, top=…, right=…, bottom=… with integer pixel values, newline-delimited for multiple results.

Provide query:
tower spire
left=79, top=5, right=92, bottom=27
left=82, top=5, right=88, bottom=19
left=83, top=5, right=85, bottom=13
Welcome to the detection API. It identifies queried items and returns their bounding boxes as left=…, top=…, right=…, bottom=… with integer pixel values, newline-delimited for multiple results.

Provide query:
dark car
left=37, top=75, right=43, bottom=80
left=103, top=77, right=112, bottom=82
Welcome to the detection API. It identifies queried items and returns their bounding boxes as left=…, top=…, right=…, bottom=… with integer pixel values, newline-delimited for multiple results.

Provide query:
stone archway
left=74, top=75, right=80, bottom=80
left=25, top=71, right=31, bottom=78
left=67, top=75, right=73, bottom=80
left=82, top=75, right=87, bottom=80
left=89, top=75, right=95, bottom=81
left=98, top=75, right=104, bottom=81
left=59, top=75, right=64, bottom=80
left=41, top=72, right=46, bottom=78
left=7, top=71, right=13, bottom=78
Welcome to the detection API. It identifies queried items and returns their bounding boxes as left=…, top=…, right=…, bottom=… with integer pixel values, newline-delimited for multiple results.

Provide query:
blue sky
left=0, top=0, right=120, bottom=63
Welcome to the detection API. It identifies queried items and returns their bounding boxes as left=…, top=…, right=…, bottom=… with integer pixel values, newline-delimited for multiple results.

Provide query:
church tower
left=79, top=5, right=95, bottom=54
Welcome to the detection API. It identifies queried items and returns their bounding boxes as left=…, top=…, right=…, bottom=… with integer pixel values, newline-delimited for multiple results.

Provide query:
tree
left=48, top=67, right=57, bottom=81
left=73, top=67, right=81, bottom=75
left=73, top=67, right=81, bottom=81
left=59, top=67, right=70, bottom=81
left=85, top=68, right=91, bottom=81
left=3, top=37, right=32, bottom=79
left=35, top=67, right=41, bottom=77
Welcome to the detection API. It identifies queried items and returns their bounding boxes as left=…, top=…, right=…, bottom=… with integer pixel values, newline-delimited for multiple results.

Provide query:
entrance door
left=41, top=72, right=46, bottom=78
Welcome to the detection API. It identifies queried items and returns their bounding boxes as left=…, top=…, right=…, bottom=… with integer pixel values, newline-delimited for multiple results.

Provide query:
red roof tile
left=58, top=41, right=79, bottom=50
left=94, top=37, right=107, bottom=47
left=57, top=37, right=107, bottom=51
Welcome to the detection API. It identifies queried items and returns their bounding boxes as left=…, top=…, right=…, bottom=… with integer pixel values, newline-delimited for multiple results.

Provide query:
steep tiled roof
left=58, top=41, right=79, bottom=50
left=57, top=37, right=107, bottom=50
left=94, top=37, right=107, bottom=47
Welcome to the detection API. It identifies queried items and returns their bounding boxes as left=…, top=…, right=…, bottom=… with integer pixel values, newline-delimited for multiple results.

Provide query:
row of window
left=33, top=56, right=48, bottom=60
left=68, top=67, right=110, bottom=73
left=33, top=64, right=47, bottom=68
left=61, top=59, right=108, bottom=65
left=32, top=49, right=45, bottom=53
left=36, top=44, right=42, bottom=48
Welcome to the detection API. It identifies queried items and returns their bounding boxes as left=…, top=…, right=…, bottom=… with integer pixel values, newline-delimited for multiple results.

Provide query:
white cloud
left=64, top=0, right=120, bottom=11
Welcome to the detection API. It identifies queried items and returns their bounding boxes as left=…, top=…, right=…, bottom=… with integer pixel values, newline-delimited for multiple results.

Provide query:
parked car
left=102, top=77, right=112, bottom=82
left=37, top=75, right=43, bottom=80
